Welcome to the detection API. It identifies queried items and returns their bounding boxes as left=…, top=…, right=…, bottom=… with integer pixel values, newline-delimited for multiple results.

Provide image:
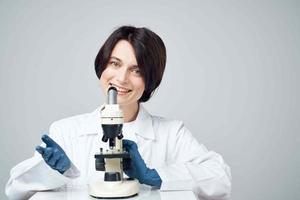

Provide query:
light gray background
left=0, top=1, right=299, bottom=199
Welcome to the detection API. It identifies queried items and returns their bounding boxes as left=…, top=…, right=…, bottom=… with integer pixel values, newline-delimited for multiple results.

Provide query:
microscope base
left=88, top=179, right=139, bottom=199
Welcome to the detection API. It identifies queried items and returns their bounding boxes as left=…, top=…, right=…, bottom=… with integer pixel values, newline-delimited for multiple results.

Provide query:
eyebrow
left=110, top=56, right=122, bottom=62
left=109, top=56, right=139, bottom=68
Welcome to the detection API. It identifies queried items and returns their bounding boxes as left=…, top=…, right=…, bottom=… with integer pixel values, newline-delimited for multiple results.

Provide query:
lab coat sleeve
left=5, top=122, right=80, bottom=200
left=156, top=121, right=231, bottom=200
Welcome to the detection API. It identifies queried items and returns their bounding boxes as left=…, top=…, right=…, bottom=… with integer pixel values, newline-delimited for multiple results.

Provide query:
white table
left=30, top=185, right=197, bottom=200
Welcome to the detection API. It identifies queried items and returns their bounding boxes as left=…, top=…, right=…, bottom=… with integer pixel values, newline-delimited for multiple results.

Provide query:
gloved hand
left=123, top=139, right=162, bottom=188
left=36, top=134, right=71, bottom=174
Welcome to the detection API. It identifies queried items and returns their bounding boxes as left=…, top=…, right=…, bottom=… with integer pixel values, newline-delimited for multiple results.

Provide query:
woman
left=6, top=26, right=231, bottom=200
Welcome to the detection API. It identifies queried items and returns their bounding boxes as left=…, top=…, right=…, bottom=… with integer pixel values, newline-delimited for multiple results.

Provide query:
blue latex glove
left=123, top=139, right=162, bottom=188
left=36, top=134, right=71, bottom=174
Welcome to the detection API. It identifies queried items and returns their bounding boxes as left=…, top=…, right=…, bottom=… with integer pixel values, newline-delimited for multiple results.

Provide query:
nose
left=116, top=67, right=129, bottom=83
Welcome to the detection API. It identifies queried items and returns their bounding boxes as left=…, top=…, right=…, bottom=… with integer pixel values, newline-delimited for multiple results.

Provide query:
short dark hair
left=94, top=26, right=166, bottom=102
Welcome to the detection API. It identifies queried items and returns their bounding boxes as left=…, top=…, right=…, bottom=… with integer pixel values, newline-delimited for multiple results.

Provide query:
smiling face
left=100, top=40, right=145, bottom=107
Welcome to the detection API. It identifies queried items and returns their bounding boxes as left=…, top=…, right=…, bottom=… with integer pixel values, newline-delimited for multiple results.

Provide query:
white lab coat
left=5, top=105, right=231, bottom=200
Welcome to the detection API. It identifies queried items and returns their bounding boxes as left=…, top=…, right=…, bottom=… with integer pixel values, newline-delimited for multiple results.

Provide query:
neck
left=120, top=103, right=139, bottom=122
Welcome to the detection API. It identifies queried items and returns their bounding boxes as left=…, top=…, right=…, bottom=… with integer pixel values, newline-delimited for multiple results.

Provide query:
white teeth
left=116, top=87, right=130, bottom=92
left=117, top=87, right=129, bottom=92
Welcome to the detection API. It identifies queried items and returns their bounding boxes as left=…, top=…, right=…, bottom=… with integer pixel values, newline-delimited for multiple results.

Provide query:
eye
left=131, top=68, right=141, bottom=76
left=109, top=61, right=120, bottom=67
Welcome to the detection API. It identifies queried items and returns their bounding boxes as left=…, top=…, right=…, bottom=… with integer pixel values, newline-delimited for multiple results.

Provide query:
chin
left=117, top=99, right=137, bottom=106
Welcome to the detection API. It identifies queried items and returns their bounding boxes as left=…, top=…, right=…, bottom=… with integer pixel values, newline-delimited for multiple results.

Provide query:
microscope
left=88, top=85, right=139, bottom=198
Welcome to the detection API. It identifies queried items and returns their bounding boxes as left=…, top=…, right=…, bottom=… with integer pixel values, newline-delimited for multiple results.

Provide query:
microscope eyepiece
left=107, top=86, right=117, bottom=104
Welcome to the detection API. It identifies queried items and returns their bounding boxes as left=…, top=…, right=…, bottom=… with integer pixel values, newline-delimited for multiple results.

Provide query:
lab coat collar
left=135, top=104, right=155, bottom=140
left=78, top=104, right=155, bottom=140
